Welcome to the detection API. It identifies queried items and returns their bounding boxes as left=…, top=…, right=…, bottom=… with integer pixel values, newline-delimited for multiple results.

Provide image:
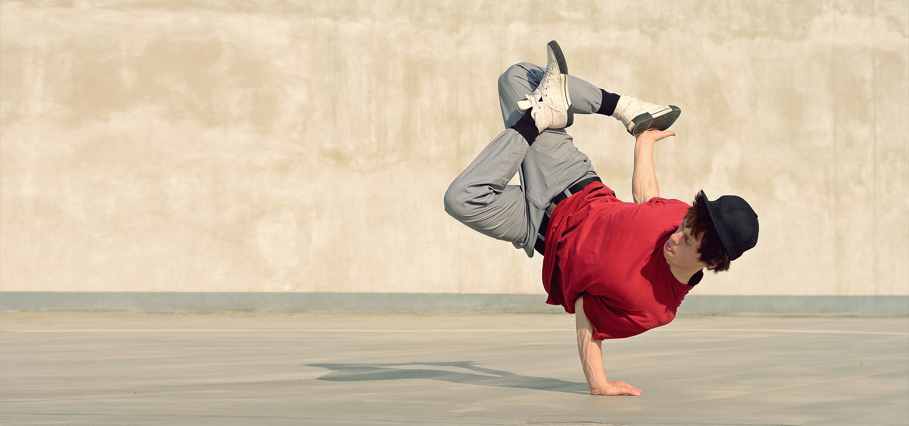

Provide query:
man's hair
left=683, top=192, right=731, bottom=273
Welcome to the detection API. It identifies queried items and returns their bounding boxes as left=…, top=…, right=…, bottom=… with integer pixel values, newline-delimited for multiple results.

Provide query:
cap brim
left=700, top=190, right=733, bottom=257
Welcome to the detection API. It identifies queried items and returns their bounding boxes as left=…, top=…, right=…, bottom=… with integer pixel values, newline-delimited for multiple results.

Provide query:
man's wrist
left=634, top=134, right=656, bottom=149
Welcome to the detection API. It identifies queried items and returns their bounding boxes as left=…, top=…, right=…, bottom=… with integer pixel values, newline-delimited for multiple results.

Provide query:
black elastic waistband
left=534, top=176, right=602, bottom=255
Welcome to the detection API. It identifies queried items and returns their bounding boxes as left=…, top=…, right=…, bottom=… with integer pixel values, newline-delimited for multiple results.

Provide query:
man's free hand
left=636, top=129, right=676, bottom=145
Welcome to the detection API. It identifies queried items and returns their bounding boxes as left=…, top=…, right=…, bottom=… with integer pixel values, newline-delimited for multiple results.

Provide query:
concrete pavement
left=1, top=312, right=907, bottom=425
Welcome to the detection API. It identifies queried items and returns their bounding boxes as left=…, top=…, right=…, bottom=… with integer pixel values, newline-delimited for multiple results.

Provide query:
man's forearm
left=631, top=137, right=659, bottom=204
left=631, top=130, right=676, bottom=204
left=575, top=297, right=608, bottom=393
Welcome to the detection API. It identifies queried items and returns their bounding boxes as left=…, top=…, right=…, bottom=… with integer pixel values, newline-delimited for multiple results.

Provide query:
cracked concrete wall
left=1, top=0, right=907, bottom=296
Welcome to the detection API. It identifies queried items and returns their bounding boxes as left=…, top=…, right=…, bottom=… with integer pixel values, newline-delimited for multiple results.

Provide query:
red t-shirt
left=542, top=182, right=703, bottom=340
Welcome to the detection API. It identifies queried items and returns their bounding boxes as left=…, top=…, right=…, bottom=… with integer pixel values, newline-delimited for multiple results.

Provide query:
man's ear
left=705, top=261, right=718, bottom=270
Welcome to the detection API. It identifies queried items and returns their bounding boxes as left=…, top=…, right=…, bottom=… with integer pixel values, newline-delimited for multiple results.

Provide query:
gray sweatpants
left=444, top=62, right=606, bottom=257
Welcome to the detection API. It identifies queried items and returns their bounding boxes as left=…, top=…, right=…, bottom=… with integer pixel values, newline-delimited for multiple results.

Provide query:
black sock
left=510, top=111, right=538, bottom=146
left=597, top=89, right=621, bottom=116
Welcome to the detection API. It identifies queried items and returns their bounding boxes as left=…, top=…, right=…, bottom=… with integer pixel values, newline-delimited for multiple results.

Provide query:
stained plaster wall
left=1, top=0, right=907, bottom=297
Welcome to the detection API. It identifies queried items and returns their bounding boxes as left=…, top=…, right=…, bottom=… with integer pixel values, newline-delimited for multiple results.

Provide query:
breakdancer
left=444, top=41, right=759, bottom=396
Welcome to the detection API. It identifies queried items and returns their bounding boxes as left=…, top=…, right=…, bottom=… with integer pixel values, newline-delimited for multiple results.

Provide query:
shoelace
left=522, top=93, right=542, bottom=111
left=517, top=65, right=564, bottom=113
left=538, top=64, right=559, bottom=102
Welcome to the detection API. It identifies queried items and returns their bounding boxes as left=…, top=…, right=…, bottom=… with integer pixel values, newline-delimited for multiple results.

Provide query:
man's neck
left=669, top=264, right=703, bottom=285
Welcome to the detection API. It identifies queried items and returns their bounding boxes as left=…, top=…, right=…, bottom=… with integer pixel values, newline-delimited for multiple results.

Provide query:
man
left=443, top=41, right=759, bottom=396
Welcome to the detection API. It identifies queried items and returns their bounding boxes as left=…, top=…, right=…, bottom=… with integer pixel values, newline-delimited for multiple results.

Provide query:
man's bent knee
left=443, top=182, right=471, bottom=223
left=498, top=63, right=534, bottom=95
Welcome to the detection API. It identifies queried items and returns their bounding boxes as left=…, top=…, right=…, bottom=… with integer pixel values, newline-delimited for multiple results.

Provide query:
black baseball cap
left=700, top=191, right=759, bottom=261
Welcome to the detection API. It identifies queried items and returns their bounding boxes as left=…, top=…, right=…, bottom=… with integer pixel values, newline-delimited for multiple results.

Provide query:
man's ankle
left=510, top=111, right=539, bottom=145
left=597, top=89, right=620, bottom=116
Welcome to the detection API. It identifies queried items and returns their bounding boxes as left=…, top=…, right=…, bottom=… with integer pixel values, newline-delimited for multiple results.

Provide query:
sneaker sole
left=629, top=105, right=681, bottom=136
left=547, top=40, right=573, bottom=128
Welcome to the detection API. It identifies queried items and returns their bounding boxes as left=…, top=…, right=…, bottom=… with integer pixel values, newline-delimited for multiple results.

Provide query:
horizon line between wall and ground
left=0, top=292, right=906, bottom=316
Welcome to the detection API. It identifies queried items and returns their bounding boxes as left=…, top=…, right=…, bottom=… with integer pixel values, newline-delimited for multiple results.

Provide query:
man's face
left=663, top=222, right=708, bottom=271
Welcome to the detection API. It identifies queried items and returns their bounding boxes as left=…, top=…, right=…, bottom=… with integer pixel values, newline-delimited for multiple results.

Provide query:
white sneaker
left=613, top=95, right=680, bottom=136
left=516, top=40, right=573, bottom=133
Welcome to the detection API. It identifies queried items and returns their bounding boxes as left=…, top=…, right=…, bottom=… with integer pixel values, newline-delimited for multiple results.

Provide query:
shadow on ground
left=308, top=361, right=587, bottom=395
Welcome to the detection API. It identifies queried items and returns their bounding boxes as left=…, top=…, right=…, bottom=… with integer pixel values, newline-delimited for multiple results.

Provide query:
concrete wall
left=2, top=1, right=907, bottom=300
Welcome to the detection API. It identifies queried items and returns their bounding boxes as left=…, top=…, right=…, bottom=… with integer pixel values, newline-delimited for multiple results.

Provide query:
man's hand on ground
left=575, top=297, right=643, bottom=397
left=591, top=380, right=642, bottom=396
